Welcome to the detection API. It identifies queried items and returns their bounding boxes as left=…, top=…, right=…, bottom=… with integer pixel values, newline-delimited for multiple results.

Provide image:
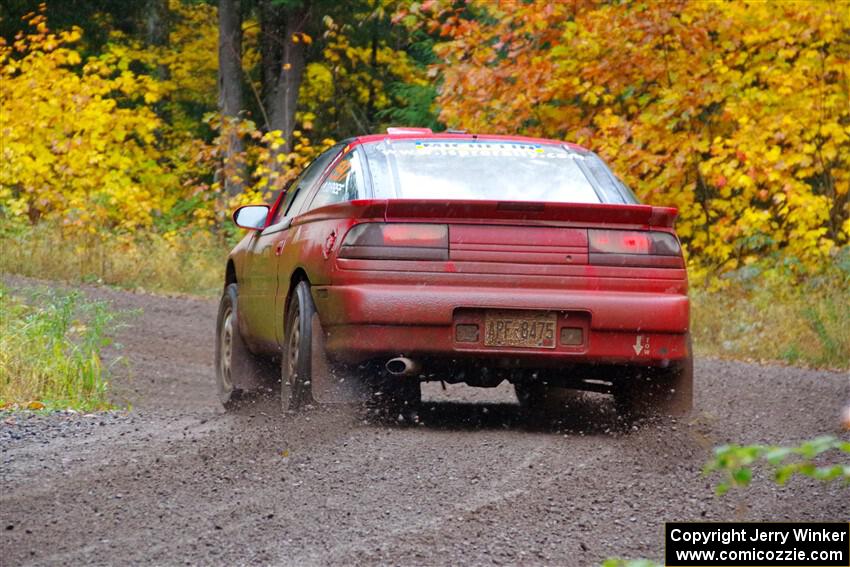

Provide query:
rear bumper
left=313, top=284, right=689, bottom=365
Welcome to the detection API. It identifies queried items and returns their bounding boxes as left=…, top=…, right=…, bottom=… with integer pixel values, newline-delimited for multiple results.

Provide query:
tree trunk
left=263, top=1, right=310, bottom=155
left=272, top=15, right=307, bottom=152
left=145, top=0, right=170, bottom=119
left=145, top=0, right=169, bottom=49
left=218, top=0, right=246, bottom=197
left=260, top=0, right=282, bottom=126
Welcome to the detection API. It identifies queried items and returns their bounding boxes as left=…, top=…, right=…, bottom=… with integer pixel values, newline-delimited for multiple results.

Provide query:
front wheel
left=281, top=281, right=317, bottom=412
left=215, top=283, right=272, bottom=410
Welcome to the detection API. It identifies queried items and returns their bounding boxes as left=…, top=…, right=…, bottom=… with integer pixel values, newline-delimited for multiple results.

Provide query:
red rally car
left=215, top=128, right=692, bottom=419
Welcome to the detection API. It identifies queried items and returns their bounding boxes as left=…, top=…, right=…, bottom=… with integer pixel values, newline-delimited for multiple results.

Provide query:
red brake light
left=339, top=223, right=448, bottom=260
left=379, top=224, right=447, bottom=247
left=590, top=230, right=651, bottom=254
left=589, top=229, right=683, bottom=268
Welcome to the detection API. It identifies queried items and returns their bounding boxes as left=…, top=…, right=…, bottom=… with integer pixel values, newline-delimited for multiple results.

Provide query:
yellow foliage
left=200, top=114, right=336, bottom=214
left=0, top=6, right=324, bottom=236
left=0, top=11, right=179, bottom=231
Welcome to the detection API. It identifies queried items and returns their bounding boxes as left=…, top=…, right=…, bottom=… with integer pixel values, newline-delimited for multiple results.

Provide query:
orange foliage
left=426, top=0, right=850, bottom=276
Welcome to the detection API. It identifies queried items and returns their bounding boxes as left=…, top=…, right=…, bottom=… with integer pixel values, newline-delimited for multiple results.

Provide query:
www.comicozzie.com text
left=670, top=527, right=848, bottom=546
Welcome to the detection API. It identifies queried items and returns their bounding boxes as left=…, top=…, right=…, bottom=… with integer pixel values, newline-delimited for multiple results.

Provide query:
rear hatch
left=381, top=199, right=681, bottom=271
left=449, top=224, right=588, bottom=266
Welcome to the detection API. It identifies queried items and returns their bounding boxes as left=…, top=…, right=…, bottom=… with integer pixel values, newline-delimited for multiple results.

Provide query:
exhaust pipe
left=385, top=357, right=420, bottom=376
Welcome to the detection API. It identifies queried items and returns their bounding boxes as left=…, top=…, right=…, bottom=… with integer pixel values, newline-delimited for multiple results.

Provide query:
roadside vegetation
left=0, top=283, right=122, bottom=411
left=0, top=224, right=227, bottom=297
left=691, top=258, right=850, bottom=369
left=3, top=223, right=847, bottom=369
left=706, top=436, right=850, bottom=495
left=1, top=0, right=847, bottom=370
left=602, top=436, right=850, bottom=566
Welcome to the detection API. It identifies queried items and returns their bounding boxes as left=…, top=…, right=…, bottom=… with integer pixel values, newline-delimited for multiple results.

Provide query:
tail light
left=339, top=223, right=448, bottom=260
left=589, top=229, right=683, bottom=268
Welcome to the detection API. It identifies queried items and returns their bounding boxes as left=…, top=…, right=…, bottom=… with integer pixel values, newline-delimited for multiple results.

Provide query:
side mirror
left=232, top=205, right=270, bottom=231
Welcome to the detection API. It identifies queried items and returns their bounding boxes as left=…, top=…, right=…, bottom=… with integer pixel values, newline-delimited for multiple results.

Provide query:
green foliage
left=0, top=283, right=125, bottom=410
left=295, top=1, right=437, bottom=139
left=0, top=0, right=150, bottom=50
left=377, top=81, right=442, bottom=130
left=705, top=436, right=850, bottom=496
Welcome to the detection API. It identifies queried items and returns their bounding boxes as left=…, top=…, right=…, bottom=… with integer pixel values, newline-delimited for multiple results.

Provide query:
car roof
left=350, top=130, right=588, bottom=152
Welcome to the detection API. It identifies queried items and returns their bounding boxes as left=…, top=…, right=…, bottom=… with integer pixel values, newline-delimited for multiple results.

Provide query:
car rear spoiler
left=372, top=199, right=679, bottom=229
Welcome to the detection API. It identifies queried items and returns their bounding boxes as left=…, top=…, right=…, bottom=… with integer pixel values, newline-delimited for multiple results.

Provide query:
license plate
left=483, top=311, right=557, bottom=349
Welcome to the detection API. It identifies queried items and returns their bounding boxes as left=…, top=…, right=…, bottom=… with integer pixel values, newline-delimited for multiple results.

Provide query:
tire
left=613, top=355, right=694, bottom=420
left=281, top=281, right=317, bottom=412
left=215, top=283, right=270, bottom=410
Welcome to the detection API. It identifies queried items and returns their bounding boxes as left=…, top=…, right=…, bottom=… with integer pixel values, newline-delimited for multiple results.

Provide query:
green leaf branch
left=704, top=435, right=850, bottom=495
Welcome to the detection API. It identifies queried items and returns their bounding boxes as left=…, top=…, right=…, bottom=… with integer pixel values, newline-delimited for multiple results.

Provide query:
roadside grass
left=0, top=224, right=229, bottom=297
left=691, top=268, right=850, bottom=370
left=0, top=283, right=124, bottom=411
left=1, top=223, right=847, bottom=369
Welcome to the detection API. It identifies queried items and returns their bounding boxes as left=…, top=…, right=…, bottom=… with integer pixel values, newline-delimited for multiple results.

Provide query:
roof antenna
left=445, top=128, right=467, bottom=134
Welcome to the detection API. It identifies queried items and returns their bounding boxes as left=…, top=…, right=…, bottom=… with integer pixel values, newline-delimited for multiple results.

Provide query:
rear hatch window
left=362, top=139, right=637, bottom=205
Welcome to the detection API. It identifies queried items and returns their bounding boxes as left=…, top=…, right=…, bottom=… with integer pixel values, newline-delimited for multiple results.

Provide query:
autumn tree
left=300, top=0, right=439, bottom=138
left=0, top=11, right=178, bottom=230
left=425, top=0, right=850, bottom=276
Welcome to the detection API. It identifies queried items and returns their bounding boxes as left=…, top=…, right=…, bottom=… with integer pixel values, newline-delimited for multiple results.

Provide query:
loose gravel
left=1, top=275, right=848, bottom=566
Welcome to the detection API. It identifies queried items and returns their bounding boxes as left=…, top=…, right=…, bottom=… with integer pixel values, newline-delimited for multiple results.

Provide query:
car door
left=273, top=148, right=369, bottom=344
left=240, top=146, right=342, bottom=349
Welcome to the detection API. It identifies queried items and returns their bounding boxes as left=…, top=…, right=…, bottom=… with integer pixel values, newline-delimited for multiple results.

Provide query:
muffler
left=385, top=357, right=420, bottom=376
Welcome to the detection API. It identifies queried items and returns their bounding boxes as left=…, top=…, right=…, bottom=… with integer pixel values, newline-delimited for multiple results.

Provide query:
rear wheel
left=281, top=281, right=317, bottom=412
left=215, top=283, right=271, bottom=410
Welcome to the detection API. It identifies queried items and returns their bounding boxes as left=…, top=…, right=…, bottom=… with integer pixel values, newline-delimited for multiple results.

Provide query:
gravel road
left=1, top=276, right=848, bottom=566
